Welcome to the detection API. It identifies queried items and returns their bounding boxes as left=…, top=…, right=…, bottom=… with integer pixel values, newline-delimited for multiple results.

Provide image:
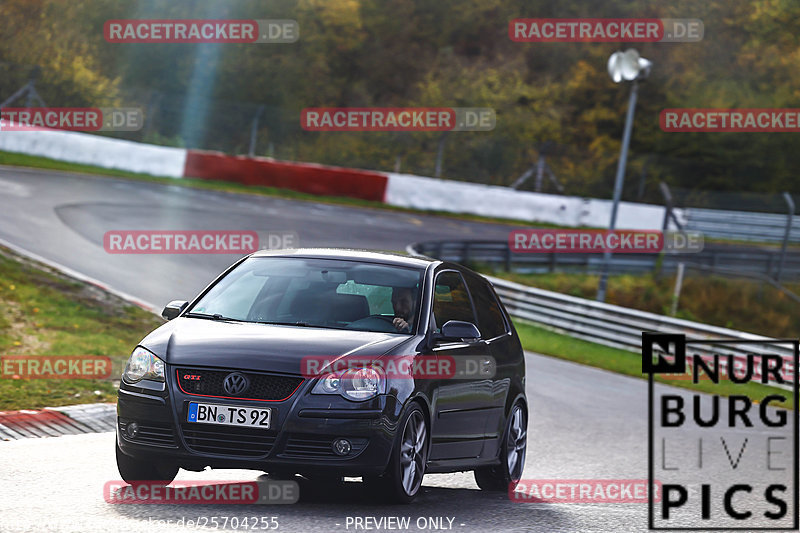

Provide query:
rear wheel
left=366, top=404, right=428, bottom=503
left=116, top=443, right=178, bottom=485
left=474, top=402, right=527, bottom=491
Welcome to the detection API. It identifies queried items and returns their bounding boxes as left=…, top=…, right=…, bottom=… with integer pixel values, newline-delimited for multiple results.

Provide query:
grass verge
left=0, top=246, right=163, bottom=410
left=513, top=319, right=794, bottom=410
left=492, top=270, right=800, bottom=339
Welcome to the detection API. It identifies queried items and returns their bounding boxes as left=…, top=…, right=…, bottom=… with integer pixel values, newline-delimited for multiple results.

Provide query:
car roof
left=249, top=248, right=438, bottom=269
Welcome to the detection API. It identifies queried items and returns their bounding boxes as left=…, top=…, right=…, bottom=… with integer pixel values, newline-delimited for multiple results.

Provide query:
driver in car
left=391, top=287, right=416, bottom=333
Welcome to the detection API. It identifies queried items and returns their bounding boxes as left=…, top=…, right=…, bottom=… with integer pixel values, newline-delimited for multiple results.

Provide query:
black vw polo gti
left=116, top=249, right=527, bottom=502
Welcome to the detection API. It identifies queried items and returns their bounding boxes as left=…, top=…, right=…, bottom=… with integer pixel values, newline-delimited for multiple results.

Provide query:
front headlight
left=311, top=366, right=384, bottom=401
left=123, top=347, right=165, bottom=383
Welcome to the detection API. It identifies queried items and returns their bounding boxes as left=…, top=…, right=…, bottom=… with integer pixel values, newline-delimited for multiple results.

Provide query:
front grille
left=177, top=368, right=303, bottom=401
left=181, top=423, right=276, bottom=457
left=119, top=419, right=176, bottom=447
left=282, top=434, right=369, bottom=458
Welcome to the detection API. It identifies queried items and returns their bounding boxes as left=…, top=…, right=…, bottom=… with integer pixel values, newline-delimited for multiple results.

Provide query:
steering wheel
left=345, top=314, right=399, bottom=333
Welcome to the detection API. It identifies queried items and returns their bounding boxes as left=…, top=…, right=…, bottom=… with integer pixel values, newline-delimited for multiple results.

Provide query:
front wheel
left=116, top=443, right=178, bottom=485
left=475, top=402, right=527, bottom=491
left=366, top=404, right=428, bottom=503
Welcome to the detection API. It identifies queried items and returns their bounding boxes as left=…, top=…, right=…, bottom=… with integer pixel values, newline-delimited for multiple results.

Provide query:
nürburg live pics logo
left=643, top=332, right=799, bottom=530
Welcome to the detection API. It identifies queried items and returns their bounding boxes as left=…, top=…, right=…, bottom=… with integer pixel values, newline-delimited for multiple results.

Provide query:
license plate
left=187, top=402, right=272, bottom=429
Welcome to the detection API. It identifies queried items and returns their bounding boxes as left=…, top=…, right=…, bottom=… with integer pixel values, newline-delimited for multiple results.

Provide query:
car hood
left=139, top=317, right=411, bottom=375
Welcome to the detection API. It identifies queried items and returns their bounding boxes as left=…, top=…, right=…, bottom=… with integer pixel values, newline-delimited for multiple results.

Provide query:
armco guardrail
left=413, top=240, right=800, bottom=279
left=484, top=275, right=795, bottom=390
left=685, top=207, right=800, bottom=243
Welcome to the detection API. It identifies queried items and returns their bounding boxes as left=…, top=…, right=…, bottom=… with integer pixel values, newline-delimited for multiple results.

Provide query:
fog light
left=126, top=422, right=139, bottom=438
left=332, top=438, right=352, bottom=456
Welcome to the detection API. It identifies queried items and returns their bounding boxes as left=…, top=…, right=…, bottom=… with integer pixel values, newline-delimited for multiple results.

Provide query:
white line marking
left=0, top=236, right=159, bottom=315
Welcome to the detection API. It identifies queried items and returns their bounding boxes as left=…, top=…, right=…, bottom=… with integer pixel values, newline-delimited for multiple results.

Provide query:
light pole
left=596, top=49, right=652, bottom=302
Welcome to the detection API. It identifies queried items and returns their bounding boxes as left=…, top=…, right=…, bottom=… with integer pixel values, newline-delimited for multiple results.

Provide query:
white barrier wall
left=581, top=197, right=679, bottom=230
left=385, top=172, right=587, bottom=225
left=0, top=129, right=187, bottom=178
left=0, top=129, right=680, bottom=229
left=386, top=172, right=675, bottom=229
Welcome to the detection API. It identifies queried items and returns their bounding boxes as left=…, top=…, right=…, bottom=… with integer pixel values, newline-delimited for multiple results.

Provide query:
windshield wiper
left=185, top=315, right=315, bottom=327
left=255, top=321, right=314, bottom=327
left=184, top=312, right=240, bottom=322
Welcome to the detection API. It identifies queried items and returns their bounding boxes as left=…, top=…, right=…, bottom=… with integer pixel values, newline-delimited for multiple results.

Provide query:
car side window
left=466, top=276, right=509, bottom=340
left=432, top=271, right=478, bottom=333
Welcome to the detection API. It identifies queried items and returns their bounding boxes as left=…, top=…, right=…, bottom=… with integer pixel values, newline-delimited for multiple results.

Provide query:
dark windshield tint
left=188, top=257, right=423, bottom=334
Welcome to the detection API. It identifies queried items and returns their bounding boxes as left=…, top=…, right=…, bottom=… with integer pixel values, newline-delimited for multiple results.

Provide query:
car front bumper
left=116, top=372, right=403, bottom=477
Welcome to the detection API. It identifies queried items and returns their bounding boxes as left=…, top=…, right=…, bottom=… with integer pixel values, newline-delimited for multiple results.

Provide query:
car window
left=466, top=276, right=508, bottom=339
left=432, top=271, right=478, bottom=333
left=337, top=280, right=394, bottom=315
left=189, top=257, right=422, bottom=333
left=191, top=269, right=267, bottom=318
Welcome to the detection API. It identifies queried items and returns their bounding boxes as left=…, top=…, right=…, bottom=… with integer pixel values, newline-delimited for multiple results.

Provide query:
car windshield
left=186, top=257, right=424, bottom=334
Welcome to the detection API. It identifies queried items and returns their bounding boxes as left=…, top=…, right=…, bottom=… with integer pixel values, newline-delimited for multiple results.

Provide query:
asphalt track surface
left=0, top=166, right=795, bottom=532
left=0, top=165, right=520, bottom=309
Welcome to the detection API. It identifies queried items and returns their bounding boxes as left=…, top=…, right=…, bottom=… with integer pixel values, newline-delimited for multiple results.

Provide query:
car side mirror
left=162, top=300, right=188, bottom=321
left=439, top=320, right=481, bottom=342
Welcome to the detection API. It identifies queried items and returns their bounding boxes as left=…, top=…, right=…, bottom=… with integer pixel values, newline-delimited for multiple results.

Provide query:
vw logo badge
left=223, top=372, right=250, bottom=396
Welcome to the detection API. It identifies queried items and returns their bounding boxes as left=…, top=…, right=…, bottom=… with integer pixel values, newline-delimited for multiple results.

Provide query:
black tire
left=366, top=403, right=428, bottom=504
left=474, top=402, right=527, bottom=492
left=116, top=443, right=178, bottom=485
